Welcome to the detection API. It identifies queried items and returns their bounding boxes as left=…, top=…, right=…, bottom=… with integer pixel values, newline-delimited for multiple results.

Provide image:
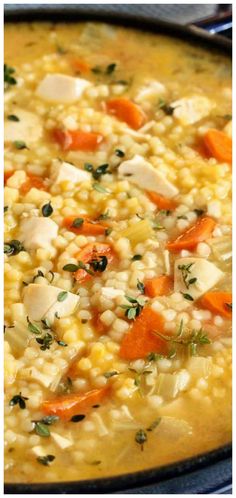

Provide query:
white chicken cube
left=4, top=108, right=42, bottom=144
left=135, top=80, right=166, bottom=103
left=23, top=283, right=80, bottom=322
left=171, top=96, right=214, bottom=125
left=101, top=287, right=125, bottom=299
left=174, top=257, right=223, bottom=300
left=51, top=159, right=90, bottom=185
left=36, top=74, right=91, bottom=103
left=19, top=217, right=58, bottom=251
left=118, top=154, right=178, bottom=198
left=50, top=432, right=73, bottom=449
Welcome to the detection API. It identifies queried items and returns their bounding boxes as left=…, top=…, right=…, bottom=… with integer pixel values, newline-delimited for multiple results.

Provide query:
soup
left=4, top=21, right=232, bottom=484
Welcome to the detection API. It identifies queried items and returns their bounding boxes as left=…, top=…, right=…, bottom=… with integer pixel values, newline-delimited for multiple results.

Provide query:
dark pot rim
left=4, top=5, right=232, bottom=494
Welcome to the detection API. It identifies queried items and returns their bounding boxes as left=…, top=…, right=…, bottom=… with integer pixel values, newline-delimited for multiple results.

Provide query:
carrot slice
left=20, top=175, right=48, bottom=195
left=204, top=129, right=232, bottom=164
left=74, top=242, right=114, bottom=283
left=119, top=307, right=168, bottom=360
left=200, top=292, right=232, bottom=319
left=63, top=215, right=107, bottom=236
left=71, top=58, right=90, bottom=74
left=147, top=191, right=178, bottom=211
left=106, top=98, right=146, bottom=130
left=52, top=128, right=104, bottom=151
left=42, top=387, right=109, bottom=421
left=145, top=275, right=173, bottom=298
left=4, top=171, right=14, bottom=185
left=166, top=216, right=216, bottom=252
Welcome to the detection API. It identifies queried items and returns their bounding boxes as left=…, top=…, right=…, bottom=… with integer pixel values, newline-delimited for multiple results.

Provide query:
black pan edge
left=4, top=5, right=232, bottom=494
left=5, top=444, right=232, bottom=494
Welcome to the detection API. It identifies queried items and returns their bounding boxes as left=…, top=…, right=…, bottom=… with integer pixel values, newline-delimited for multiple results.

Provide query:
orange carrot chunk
left=147, top=191, right=178, bottom=211
left=204, top=129, right=232, bottom=164
left=166, top=216, right=216, bottom=252
left=71, top=58, right=90, bottom=74
left=42, top=387, right=109, bottom=421
left=200, top=292, right=232, bottom=319
left=119, top=307, right=168, bottom=360
left=63, top=216, right=107, bottom=236
left=53, top=128, right=104, bottom=151
left=106, top=98, right=146, bottom=130
left=74, top=242, right=114, bottom=283
left=20, top=175, right=48, bottom=195
left=145, top=275, right=173, bottom=298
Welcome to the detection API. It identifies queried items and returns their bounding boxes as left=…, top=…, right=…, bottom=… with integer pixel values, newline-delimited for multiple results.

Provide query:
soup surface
left=4, top=22, right=232, bottom=484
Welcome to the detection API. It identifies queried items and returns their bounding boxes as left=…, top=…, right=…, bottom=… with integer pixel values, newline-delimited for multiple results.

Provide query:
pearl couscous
left=4, top=21, right=231, bottom=483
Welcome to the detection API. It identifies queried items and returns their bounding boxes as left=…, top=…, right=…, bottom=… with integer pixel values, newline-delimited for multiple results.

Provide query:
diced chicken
left=174, top=257, right=223, bottom=300
left=101, top=287, right=125, bottom=299
left=36, top=74, right=91, bottom=103
left=135, top=80, right=166, bottom=103
left=23, top=283, right=80, bottom=322
left=50, top=432, right=73, bottom=449
left=186, top=356, right=212, bottom=381
left=20, top=366, right=52, bottom=388
left=4, top=108, right=43, bottom=144
left=223, top=120, right=232, bottom=138
left=118, top=155, right=178, bottom=198
left=50, top=159, right=90, bottom=185
left=171, top=96, right=214, bottom=126
left=19, top=217, right=58, bottom=251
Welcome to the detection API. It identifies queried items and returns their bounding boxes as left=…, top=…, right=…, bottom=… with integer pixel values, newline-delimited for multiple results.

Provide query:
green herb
left=59, top=376, right=73, bottom=393
left=32, top=270, right=44, bottom=282
left=37, top=455, right=55, bottom=466
left=152, top=219, right=164, bottom=230
left=146, top=352, right=165, bottom=362
left=177, top=215, right=188, bottom=220
left=89, top=255, right=108, bottom=273
left=131, top=254, right=142, bottom=261
left=121, top=295, right=145, bottom=320
left=158, top=98, right=174, bottom=115
left=4, top=240, right=24, bottom=256
left=106, top=63, right=116, bottom=74
left=147, top=417, right=162, bottom=432
left=4, top=64, right=17, bottom=88
left=71, top=217, right=84, bottom=228
left=178, top=263, right=195, bottom=289
left=154, top=322, right=210, bottom=356
left=93, top=183, right=110, bottom=194
left=87, top=460, right=102, bottom=465
left=137, top=279, right=145, bottom=294
left=41, top=318, right=51, bottom=329
left=36, top=333, right=54, bottom=351
left=225, top=302, right=232, bottom=310
left=115, top=149, right=125, bottom=158
left=63, top=263, right=80, bottom=272
left=85, top=163, right=110, bottom=181
left=56, top=44, right=67, bottom=55
left=40, top=415, right=60, bottom=425
left=57, top=340, right=68, bottom=347
left=76, top=261, right=95, bottom=276
left=34, top=422, right=50, bottom=437
left=91, top=66, right=102, bottom=74
left=193, top=209, right=205, bottom=217
left=160, top=209, right=172, bottom=216
left=135, top=429, right=147, bottom=450
left=13, top=140, right=28, bottom=150
left=48, top=271, right=55, bottom=283
left=97, top=210, right=110, bottom=221
left=4, top=206, right=8, bottom=213
left=7, top=114, right=20, bottom=122
left=27, top=317, right=41, bottom=335
left=105, top=228, right=112, bottom=236
left=42, top=201, right=53, bottom=217
left=103, top=371, right=119, bottom=379
left=181, top=292, right=194, bottom=301
left=70, top=414, right=86, bottom=422
left=57, top=291, right=68, bottom=302
left=9, top=392, right=28, bottom=410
